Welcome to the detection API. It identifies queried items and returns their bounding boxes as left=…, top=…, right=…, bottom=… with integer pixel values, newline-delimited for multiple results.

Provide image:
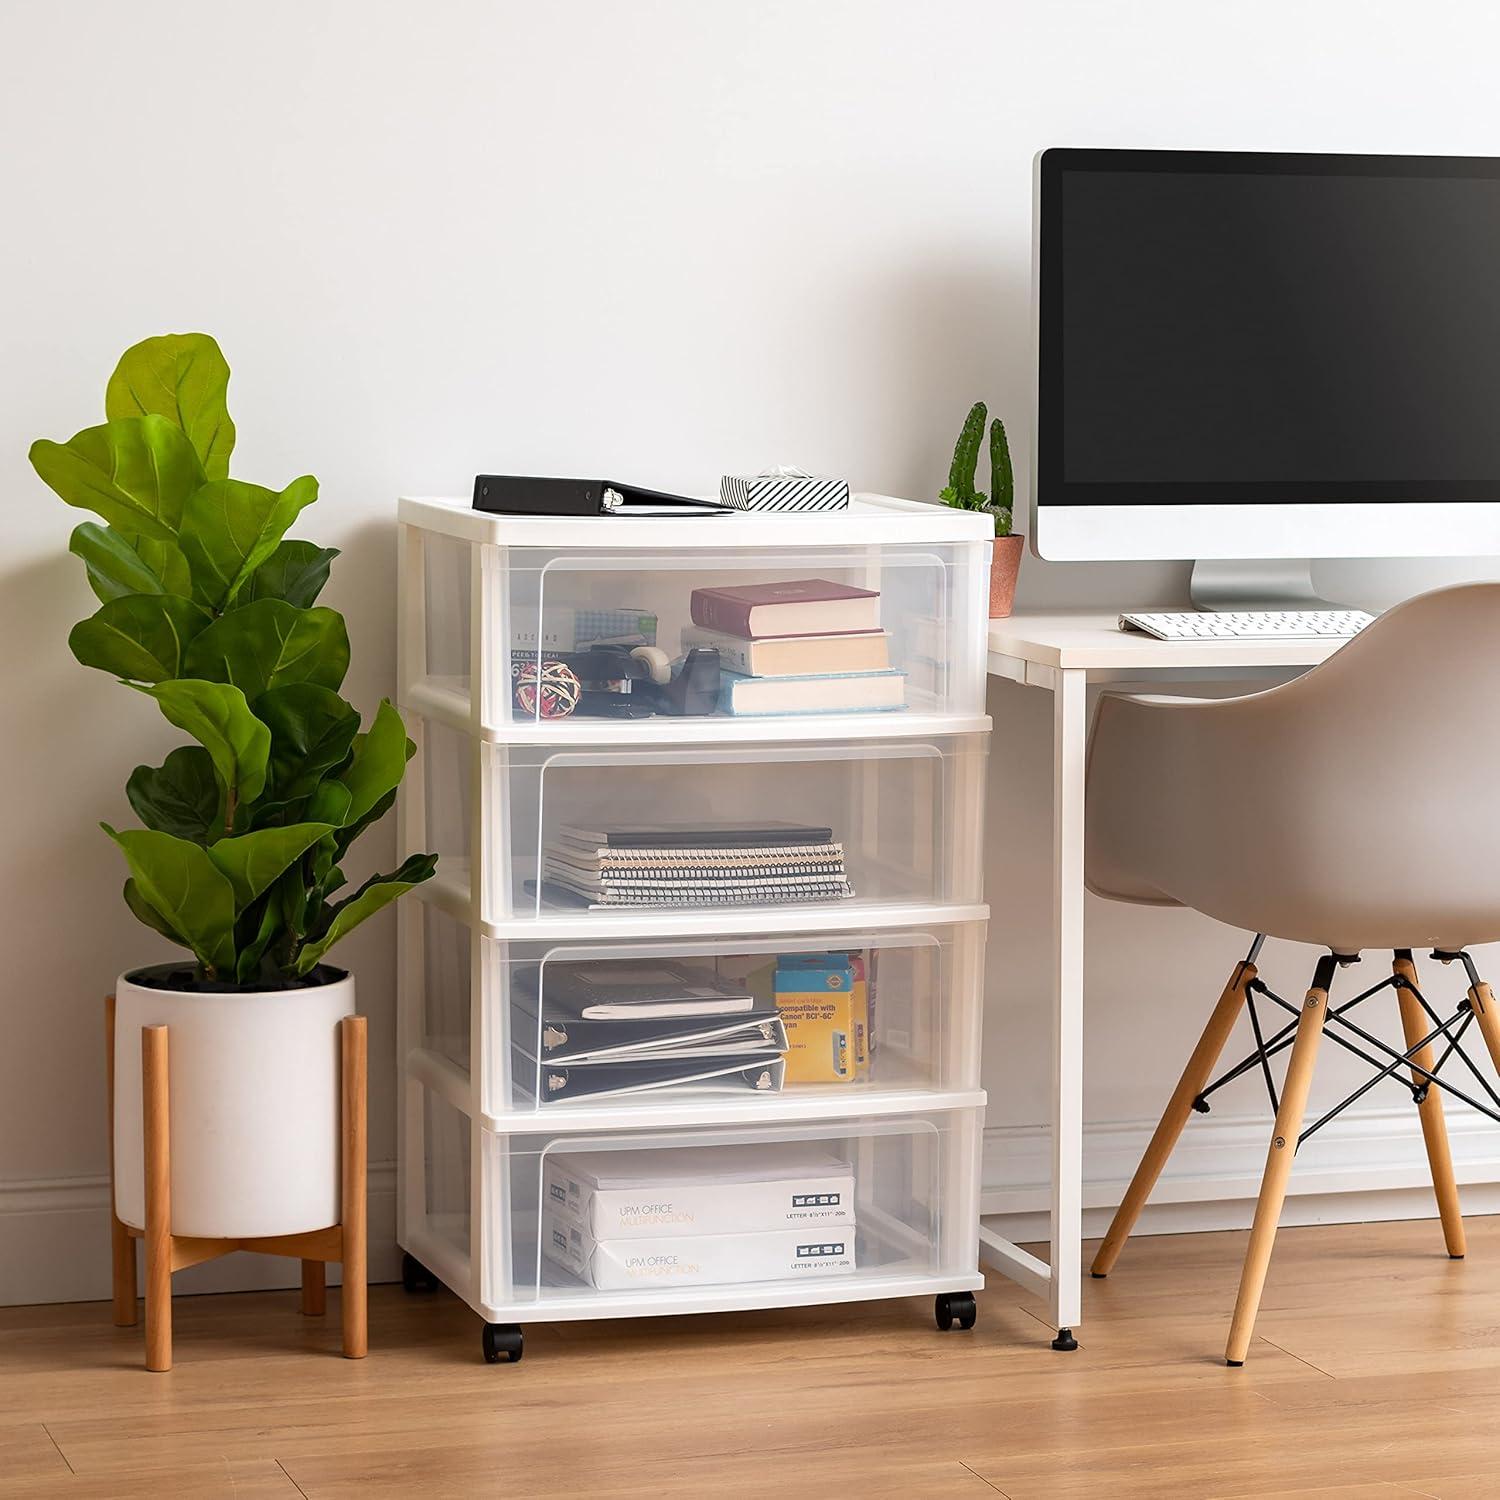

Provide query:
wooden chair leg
left=301, top=1260, right=326, bottom=1317
left=105, top=996, right=137, bottom=1327
left=1467, top=975, right=1500, bottom=1080
left=340, top=1015, right=368, bottom=1359
left=1091, top=958, right=1258, bottom=1277
left=1225, top=959, right=1332, bottom=1366
left=142, top=1025, right=172, bottom=1373
left=1393, top=952, right=1465, bottom=1258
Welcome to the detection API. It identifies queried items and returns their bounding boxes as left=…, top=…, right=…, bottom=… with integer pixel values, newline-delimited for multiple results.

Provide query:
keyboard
left=1118, top=609, right=1376, bottom=641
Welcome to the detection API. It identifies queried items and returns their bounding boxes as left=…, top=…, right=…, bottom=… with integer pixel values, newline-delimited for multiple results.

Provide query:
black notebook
left=512, top=1008, right=786, bottom=1064
left=518, top=1051, right=786, bottom=1102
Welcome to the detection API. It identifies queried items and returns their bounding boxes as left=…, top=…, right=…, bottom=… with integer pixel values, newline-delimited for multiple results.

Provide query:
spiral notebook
left=540, top=822, right=853, bottom=908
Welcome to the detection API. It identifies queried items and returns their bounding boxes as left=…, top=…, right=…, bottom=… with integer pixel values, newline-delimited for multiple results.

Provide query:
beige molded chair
left=1085, top=582, right=1500, bottom=1365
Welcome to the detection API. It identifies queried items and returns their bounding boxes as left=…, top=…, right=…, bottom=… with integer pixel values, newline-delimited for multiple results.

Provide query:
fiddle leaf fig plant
left=31, top=333, right=436, bottom=986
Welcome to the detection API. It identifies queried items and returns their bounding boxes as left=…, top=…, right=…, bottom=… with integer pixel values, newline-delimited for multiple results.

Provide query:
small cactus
left=941, top=401, right=988, bottom=508
left=940, top=402, right=1016, bottom=537
left=989, top=417, right=1014, bottom=537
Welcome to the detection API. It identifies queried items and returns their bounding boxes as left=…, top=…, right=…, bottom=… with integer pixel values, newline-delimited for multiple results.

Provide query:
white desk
left=980, top=610, right=1346, bottom=1348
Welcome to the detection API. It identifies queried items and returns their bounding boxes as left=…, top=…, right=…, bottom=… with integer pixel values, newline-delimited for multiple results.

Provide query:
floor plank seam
left=277, top=1458, right=311, bottom=1498
left=1015, top=1304, right=1072, bottom=1344
left=1254, top=1333, right=1337, bottom=1380
left=41, top=1422, right=74, bottom=1475
left=958, top=1459, right=1010, bottom=1495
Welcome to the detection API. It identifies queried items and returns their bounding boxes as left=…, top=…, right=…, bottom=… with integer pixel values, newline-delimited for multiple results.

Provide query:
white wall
left=5, top=0, right=1500, bottom=1303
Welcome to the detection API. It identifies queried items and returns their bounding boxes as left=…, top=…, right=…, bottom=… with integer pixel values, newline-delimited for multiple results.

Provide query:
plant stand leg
left=105, top=996, right=137, bottom=1328
left=301, top=1260, right=326, bottom=1316
left=142, top=1024, right=172, bottom=1373
left=340, top=1015, right=368, bottom=1359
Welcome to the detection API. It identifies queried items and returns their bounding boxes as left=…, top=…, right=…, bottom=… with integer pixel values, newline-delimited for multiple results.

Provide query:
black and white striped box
left=720, top=468, right=850, bottom=512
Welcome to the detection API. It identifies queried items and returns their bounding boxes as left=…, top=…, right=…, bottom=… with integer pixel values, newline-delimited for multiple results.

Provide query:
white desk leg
left=1050, top=668, right=1086, bottom=1349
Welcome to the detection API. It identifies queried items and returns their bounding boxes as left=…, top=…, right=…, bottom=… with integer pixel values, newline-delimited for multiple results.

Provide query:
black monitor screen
left=1038, top=149, right=1500, bottom=504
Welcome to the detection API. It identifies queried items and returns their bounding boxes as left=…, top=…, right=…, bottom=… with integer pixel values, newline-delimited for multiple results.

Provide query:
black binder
left=472, top=475, right=726, bottom=517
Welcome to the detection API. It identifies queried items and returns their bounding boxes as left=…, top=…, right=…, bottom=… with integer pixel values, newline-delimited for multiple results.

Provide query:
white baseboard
left=0, top=1164, right=400, bottom=1307
left=8, top=1104, right=1500, bottom=1307
left=980, top=1102, right=1500, bottom=1246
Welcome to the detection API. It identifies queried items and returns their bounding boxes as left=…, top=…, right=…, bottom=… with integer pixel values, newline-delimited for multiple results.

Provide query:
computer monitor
left=1032, top=148, right=1500, bottom=606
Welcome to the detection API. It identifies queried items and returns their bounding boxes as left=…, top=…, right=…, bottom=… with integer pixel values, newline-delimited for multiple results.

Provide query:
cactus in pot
left=939, top=400, right=1022, bottom=616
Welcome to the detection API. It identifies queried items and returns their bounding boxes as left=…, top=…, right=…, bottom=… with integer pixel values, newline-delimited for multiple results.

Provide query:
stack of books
left=541, top=1143, right=858, bottom=1290
left=513, top=960, right=788, bottom=1103
left=540, top=821, right=854, bottom=908
left=682, top=578, right=908, bottom=717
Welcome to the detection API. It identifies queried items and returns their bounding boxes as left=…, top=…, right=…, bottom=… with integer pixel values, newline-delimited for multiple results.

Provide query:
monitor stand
left=1189, top=558, right=1334, bottom=612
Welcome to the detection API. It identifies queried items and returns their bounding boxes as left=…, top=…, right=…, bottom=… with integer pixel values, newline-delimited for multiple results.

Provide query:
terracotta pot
left=989, top=534, right=1024, bottom=618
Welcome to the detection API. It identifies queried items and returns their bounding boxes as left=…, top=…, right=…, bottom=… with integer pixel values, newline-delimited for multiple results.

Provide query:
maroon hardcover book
left=689, top=579, right=880, bottom=639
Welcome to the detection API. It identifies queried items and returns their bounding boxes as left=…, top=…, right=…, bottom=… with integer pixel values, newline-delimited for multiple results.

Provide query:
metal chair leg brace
left=1193, top=950, right=1500, bottom=1152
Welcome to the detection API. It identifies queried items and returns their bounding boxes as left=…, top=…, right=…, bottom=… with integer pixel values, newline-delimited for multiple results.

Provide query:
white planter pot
left=113, top=967, right=355, bottom=1239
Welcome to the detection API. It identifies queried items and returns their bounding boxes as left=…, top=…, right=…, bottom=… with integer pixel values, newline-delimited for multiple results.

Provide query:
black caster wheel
left=482, top=1323, right=523, bottom=1364
left=934, top=1292, right=978, bottom=1331
left=401, top=1252, right=439, bottom=1294
left=1051, top=1327, right=1079, bottom=1351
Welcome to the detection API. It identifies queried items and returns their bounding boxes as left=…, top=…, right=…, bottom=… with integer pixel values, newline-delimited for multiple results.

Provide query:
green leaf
left=331, top=787, right=395, bottom=861
left=235, top=889, right=284, bottom=983
left=302, top=784, right=356, bottom=889
left=68, top=593, right=213, bottom=682
left=29, top=414, right=204, bottom=541
left=256, top=684, right=360, bottom=805
left=338, top=700, right=410, bottom=826
left=105, top=333, right=236, bottom=481
left=127, top=746, right=222, bottom=843
left=178, top=475, right=319, bottom=611
left=183, top=598, right=349, bottom=700
left=240, top=541, right=339, bottom=609
left=278, top=862, right=312, bottom=942
left=126, top=532, right=193, bottom=596
left=69, top=523, right=188, bottom=603
left=294, top=853, right=436, bottom=975
left=103, top=824, right=237, bottom=975
left=123, top=878, right=190, bottom=949
left=136, top=679, right=271, bottom=807
left=205, top=822, right=332, bottom=911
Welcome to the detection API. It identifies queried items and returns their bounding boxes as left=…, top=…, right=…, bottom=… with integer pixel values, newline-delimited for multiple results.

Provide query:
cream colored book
left=681, top=626, right=890, bottom=676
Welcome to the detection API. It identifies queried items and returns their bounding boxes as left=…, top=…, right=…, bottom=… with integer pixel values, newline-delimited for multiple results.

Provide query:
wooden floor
left=7, top=1217, right=1500, bottom=1499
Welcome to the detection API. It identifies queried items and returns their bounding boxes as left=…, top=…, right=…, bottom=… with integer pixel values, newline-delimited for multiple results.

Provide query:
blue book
left=718, top=668, right=907, bottom=717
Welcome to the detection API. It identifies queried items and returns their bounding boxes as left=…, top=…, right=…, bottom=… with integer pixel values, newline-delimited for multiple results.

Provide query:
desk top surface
left=987, top=609, right=1348, bottom=673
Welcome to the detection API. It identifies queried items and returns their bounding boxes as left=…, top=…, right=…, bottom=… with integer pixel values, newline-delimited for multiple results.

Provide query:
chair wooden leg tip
left=1451, top=1253, right=1466, bottom=1260
left=1226, top=1359, right=1244, bottom=1367
left=1091, top=1270, right=1108, bottom=1279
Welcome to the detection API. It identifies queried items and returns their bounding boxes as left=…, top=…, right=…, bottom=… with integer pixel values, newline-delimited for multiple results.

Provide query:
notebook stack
left=513, top=960, right=788, bottom=1103
left=541, top=1143, right=858, bottom=1290
left=681, top=577, right=908, bottom=717
left=540, top=821, right=854, bottom=908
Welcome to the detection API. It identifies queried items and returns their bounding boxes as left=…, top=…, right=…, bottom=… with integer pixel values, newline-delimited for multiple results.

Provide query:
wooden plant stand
left=105, top=995, right=368, bottom=1372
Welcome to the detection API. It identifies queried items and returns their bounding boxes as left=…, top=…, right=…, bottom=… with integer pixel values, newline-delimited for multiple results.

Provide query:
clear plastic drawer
left=410, top=716, right=987, bottom=925
left=405, top=906, right=986, bottom=1117
left=402, top=529, right=990, bottom=733
left=477, top=1109, right=981, bottom=1315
